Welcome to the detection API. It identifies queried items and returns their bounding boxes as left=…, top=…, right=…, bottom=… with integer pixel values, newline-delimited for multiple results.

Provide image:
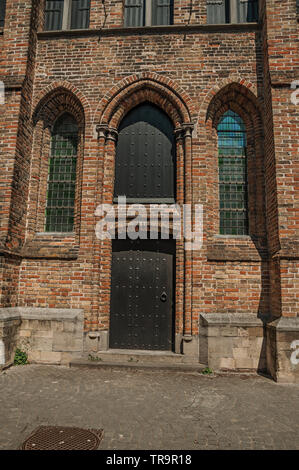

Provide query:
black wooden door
left=110, top=239, right=175, bottom=350
left=114, top=103, right=175, bottom=202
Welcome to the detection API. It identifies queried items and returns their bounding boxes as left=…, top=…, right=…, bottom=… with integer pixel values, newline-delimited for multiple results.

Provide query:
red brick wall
left=0, top=0, right=298, bottom=337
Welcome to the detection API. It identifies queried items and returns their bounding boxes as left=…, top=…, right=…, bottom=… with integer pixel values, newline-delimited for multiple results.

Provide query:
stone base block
left=199, top=313, right=267, bottom=373
left=266, top=317, right=299, bottom=383
left=0, top=308, right=84, bottom=367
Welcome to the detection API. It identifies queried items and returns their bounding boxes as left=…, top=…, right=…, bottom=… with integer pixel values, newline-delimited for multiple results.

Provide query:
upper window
left=207, top=0, right=258, bottom=24
left=0, top=0, right=6, bottom=28
left=124, top=0, right=174, bottom=27
left=217, top=110, right=248, bottom=235
left=114, top=103, right=176, bottom=202
left=44, top=0, right=90, bottom=31
left=45, top=114, right=78, bottom=232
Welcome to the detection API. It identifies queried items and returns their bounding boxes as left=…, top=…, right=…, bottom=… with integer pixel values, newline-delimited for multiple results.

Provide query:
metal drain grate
left=21, top=426, right=104, bottom=450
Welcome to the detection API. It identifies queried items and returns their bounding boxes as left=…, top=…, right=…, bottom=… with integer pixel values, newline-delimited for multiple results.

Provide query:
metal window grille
left=45, top=114, right=78, bottom=232
left=217, top=110, right=248, bottom=235
left=0, top=0, right=6, bottom=28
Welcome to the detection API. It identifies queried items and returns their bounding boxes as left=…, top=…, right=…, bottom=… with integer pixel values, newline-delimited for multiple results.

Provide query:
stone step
left=70, top=349, right=207, bottom=372
left=70, top=357, right=207, bottom=373
left=76, top=349, right=200, bottom=364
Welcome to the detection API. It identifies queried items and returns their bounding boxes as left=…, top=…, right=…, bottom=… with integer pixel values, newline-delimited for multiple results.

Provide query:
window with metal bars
left=124, top=0, right=174, bottom=27
left=217, top=110, right=248, bottom=235
left=207, top=0, right=259, bottom=24
left=0, top=0, right=6, bottom=28
left=45, top=114, right=78, bottom=232
left=44, top=0, right=90, bottom=31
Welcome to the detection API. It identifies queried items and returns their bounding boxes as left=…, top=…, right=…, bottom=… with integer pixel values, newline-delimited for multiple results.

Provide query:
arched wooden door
left=114, top=102, right=176, bottom=202
left=110, top=103, right=176, bottom=351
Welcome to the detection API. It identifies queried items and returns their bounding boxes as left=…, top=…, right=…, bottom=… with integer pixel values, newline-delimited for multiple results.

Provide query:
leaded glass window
left=45, top=114, right=78, bottom=232
left=217, top=110, right=248, bottom=235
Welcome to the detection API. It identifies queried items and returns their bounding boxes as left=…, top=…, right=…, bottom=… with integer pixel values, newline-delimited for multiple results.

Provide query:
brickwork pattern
left=0, top=0, right=298, bottom=373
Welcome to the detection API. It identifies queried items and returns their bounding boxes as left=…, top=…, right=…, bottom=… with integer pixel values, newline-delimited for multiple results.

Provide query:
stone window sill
left=37, top=22, right=261, bottom=39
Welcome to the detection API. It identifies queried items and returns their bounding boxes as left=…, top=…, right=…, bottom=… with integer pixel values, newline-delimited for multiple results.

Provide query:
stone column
left=98, top=127, right=118, bottom=351
left=182, top=123, right=196, bottom=357
left=174, top=127, right=185, bottom=353
left=86, top=125, right=118, bottom=352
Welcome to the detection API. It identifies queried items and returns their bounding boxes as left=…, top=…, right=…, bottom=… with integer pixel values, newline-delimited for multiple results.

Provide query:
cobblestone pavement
left=0, top=364, right=298, bottom=450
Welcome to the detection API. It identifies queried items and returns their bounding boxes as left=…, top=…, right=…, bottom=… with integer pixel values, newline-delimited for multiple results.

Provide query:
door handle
left=160, top=292, right=167, bottom=302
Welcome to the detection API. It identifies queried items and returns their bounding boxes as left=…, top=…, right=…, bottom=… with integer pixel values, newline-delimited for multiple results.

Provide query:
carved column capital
left=181, top=122, right=194, bottom=138
left=96, top=125, right=118, bottom=142
left=96, top=123, right=109, bottom=140
left=106, top=127, right=118, bottom=142
left=174, top=126, right=184, bottom=141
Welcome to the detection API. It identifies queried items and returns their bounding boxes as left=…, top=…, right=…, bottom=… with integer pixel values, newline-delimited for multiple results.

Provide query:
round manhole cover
left=21, top=426, right=103, bottom=450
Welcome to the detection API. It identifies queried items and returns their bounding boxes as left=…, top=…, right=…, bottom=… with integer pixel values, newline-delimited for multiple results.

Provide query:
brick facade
left=0, top=0, right=298, bottom=381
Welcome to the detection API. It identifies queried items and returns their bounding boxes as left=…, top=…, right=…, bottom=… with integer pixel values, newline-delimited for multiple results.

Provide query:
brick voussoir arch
left=205, top=80, right=262, bottom=127
left=32, top=81, right=91, bottom=126
left=197, top=77, right=262, bottom=128
left=94, top=73, right=194, bottom=128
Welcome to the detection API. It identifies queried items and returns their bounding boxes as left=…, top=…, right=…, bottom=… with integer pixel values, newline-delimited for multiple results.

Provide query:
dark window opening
left=207, top=0, right=259, bottom=24
left=124, top=0, right=174, bottom=27
left=44, top=0, right=90, bottom=31
left=45, top=113, right=78, bottom=232
left=217, top=110, right=248, bottom=235
left=0, top=0, right=7, bottom=28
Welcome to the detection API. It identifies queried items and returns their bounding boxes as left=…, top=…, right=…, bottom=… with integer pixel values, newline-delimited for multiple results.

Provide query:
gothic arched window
left=217, top=110, right=248, bottom=235
left=45, top=113, right=78, bottom=232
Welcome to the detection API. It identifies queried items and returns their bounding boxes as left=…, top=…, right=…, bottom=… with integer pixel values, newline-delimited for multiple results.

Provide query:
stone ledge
left=0, top=307, right=83, bottom=322
left=268, top=316, right=299, bottom=332
left=200, top=313, right=270, bottom=327
left=37, top=22, right=261, bottom=40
